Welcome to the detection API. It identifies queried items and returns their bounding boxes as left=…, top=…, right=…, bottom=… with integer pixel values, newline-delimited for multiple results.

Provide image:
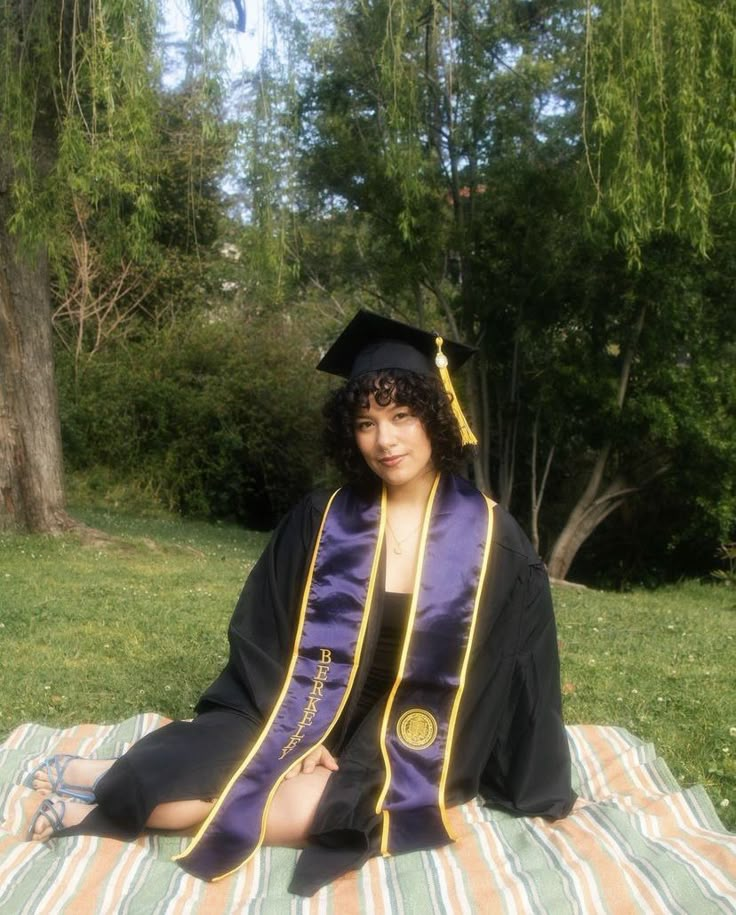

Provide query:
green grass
left=555, top=583, right=735, bottom=829
left=0, top=506, right=269, bottom=727
left=1, top=506, right=734, bottom=831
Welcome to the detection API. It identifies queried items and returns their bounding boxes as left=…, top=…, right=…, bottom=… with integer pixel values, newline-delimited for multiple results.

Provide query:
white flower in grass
left=720, top=799, right=730, bottom=808
left=729, top=727, right=736, bottom=737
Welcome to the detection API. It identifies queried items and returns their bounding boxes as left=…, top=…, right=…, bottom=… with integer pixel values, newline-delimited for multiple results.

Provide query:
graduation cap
left=317, top=310, right=478, bottom=445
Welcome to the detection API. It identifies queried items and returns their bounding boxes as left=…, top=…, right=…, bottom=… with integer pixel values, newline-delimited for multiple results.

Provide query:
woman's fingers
left=319, top=746, right=339, bottom=771
left=283, top=745, right=339, bottom=780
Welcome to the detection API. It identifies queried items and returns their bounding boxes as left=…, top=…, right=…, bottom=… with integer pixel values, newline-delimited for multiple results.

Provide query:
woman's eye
left=394, top=411, right=410, bottom=421
left=356, top=420, right=373, bottom=431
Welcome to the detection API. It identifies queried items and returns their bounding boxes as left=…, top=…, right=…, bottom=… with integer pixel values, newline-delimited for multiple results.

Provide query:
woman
left=27, top=311, right=574, bottom=896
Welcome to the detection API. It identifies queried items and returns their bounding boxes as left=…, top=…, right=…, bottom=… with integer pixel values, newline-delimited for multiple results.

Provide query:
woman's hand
left=284, top=745, right=339, bottom=780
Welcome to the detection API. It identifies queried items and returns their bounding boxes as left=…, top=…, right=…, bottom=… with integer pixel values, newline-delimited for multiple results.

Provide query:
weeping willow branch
left=582, top=0, right=736, bottom=263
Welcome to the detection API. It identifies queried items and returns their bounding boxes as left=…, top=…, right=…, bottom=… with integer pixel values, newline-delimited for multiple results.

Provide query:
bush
left=56, top=312, right=330, bottom=528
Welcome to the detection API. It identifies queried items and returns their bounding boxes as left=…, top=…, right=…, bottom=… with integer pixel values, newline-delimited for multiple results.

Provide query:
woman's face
left=353, top=396, right=434, bottom=491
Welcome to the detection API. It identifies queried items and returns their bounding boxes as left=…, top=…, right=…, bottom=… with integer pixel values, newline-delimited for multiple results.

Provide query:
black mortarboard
left=316, top=310, right=476, bottom=379
left=317, top=310, right=478, bottom=445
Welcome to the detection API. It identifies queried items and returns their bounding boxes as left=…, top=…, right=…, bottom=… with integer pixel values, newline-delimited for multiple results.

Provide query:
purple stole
left=175, top=473, right=494, bottom=880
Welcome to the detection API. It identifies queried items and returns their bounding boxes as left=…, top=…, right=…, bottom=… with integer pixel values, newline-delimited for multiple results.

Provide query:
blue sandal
left=27, top=796, right=66, bottom=841
left=26, top=755, right=99, bottom=804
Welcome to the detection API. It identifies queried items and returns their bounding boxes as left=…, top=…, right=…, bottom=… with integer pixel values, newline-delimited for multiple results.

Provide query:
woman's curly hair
left=322, top=370, right=468, bottom=488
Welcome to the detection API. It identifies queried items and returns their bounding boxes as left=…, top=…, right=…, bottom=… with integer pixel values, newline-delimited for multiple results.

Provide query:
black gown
left=72, top=486, right=575, bottom=896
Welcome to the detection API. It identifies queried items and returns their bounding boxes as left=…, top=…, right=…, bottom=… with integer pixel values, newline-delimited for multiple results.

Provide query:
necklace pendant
left=393, top=544, right=402, bottom=555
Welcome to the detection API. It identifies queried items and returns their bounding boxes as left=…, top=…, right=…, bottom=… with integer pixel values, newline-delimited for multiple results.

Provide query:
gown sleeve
left=480, top=559, right=575, bottom=819
left=195, top=491, right=328, bottom=722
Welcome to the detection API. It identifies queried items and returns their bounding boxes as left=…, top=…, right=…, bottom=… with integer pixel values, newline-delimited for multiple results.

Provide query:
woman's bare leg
left=146, top=764, right=333, bottom=843
left=29, top=796, right=214, bottom=842
left=263, top=765, right=333, bottom=846
left=31, top=765, right=334, bottom=844
left=146, top=799, right=214, bottom=830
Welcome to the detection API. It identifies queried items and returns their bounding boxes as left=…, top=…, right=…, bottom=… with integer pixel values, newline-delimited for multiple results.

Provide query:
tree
left=582, top=0, right=736, bottom=261
left=267, top=0, right=735, bottom=579
left=0, top=0, right=236, bottom=532
left=0, top=0, right=160, bottom=532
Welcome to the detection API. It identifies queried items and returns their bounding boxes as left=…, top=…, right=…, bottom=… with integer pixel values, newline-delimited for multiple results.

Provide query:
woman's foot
left=32, top=756, right=114, bottom=799
left=28, top=796, right=95, bottom=842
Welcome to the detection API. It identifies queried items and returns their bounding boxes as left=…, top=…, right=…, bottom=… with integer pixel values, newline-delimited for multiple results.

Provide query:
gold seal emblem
left=396, top=708, right=438, bottom=750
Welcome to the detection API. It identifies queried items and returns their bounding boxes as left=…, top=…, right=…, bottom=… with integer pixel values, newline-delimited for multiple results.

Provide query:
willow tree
left=543, top=0, right=736, bottom=578
left=583, top=0, right=735, bottom=260
left=287, top=0, right=584, bottom=494
left=0, top=0, right=233, bottom=532
left=0, top=0, right=161, bottom=531
left=267, top=0, right=734, bottom=579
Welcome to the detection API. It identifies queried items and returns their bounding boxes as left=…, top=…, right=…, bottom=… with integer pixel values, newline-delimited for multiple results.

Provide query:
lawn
left=1, top=505, right=733, bottom=831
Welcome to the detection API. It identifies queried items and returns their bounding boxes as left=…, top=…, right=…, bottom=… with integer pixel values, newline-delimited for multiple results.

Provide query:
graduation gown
left=81, top=481, right=574, bottom=896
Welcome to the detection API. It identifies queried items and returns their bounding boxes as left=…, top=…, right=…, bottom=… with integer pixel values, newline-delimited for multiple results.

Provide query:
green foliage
left=259, top=0, right=736, bottom=582
left=56, top=310, right=329, bottom=528
left=151, top=85, right=235, bottom=253
left=0, top=0, right=160, bottom=265
left=583, top=0, right=736, bottom=261
left=0, top=1, right=235, bottom=274
left=49, top=79, right=240, bottom=362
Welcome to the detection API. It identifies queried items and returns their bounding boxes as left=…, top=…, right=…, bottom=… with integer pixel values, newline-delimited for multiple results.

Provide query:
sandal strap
left=40, top=797, right=66, bottom=832
left=28, top=796, right=66, bottom=839
left=33, top=755, right=96, bottom=803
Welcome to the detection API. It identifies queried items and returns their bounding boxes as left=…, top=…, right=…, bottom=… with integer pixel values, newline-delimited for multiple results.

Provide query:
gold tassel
left=434, top=336, right=478, bottom=446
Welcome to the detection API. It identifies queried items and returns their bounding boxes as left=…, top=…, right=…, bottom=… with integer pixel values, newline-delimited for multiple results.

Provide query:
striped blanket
left=0, top=716, right=733, bottom=914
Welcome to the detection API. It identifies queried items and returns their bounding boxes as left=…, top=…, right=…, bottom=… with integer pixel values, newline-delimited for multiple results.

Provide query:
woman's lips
left=379, top=455, right=404, bottom=467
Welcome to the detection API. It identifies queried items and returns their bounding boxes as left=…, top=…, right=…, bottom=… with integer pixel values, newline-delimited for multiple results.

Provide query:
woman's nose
left=376, top=421, right=396, bottom=449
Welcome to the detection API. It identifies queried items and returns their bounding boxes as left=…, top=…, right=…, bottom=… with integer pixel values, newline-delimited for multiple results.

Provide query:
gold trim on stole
left=376, top=483, right=495, bottom=855
left=174, top=486, right=387, bottom=878
left=437, top=494, right=494, bottom=838
left=375, top=472, right=442, bottom=855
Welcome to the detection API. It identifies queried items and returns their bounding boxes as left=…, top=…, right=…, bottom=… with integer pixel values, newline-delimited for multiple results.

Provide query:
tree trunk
left=546, top=302, right=648, bottom=579
left=530, top=410, right=555, bottom=554
left=0, top=184, right=70, bottom=533
left=546, top=465, right=625, bottom=580
left=496, top=315, right=522, bottom=510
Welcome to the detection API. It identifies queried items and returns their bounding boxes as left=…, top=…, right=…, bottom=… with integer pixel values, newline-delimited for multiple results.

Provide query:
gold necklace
left=386, top=519, right=422, bottom=555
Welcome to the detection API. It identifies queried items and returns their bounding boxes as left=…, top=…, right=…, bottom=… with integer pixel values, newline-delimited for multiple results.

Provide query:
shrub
left=57, top=312, right=330, bottom=528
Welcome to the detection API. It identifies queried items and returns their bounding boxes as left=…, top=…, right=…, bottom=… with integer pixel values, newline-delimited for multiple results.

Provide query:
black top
left=342, top=591, right=408, bottom=743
